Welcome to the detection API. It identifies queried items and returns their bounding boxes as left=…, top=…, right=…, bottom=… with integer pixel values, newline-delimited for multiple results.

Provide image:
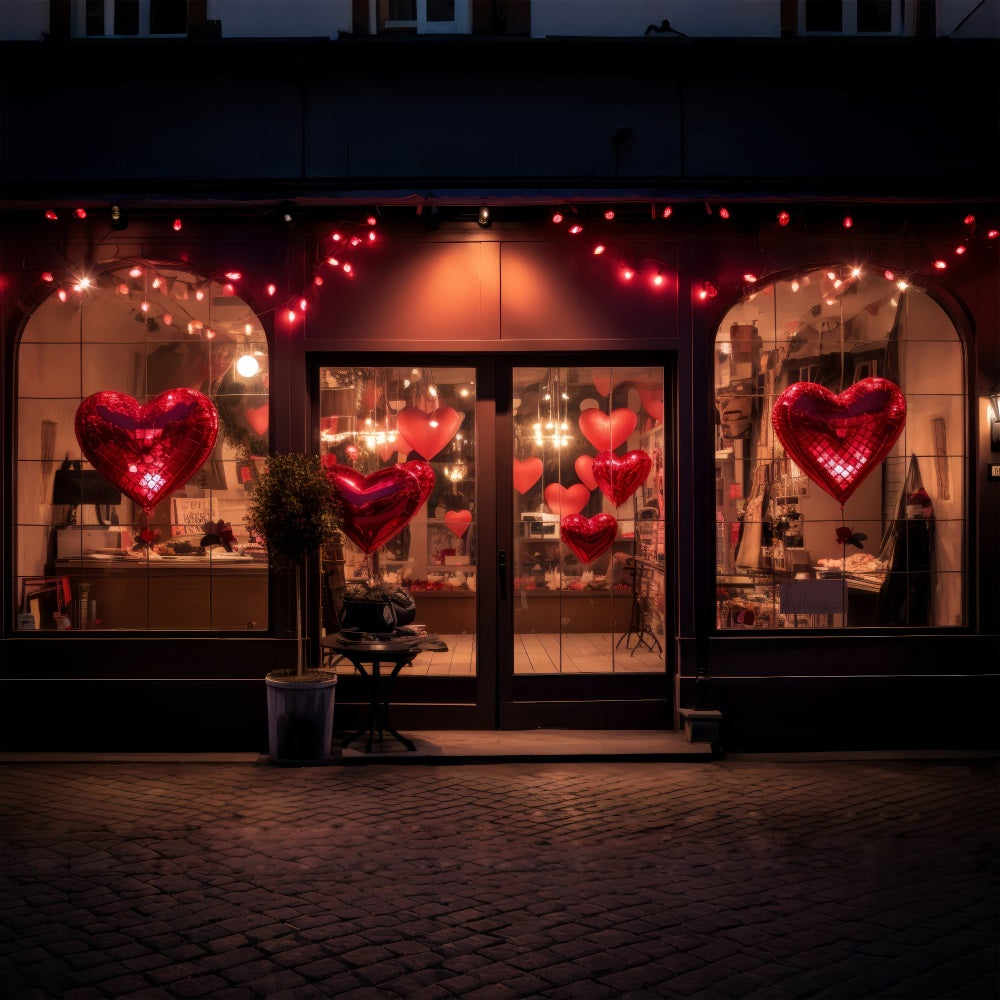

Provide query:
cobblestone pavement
left=1, top=758, right=997, bottom=999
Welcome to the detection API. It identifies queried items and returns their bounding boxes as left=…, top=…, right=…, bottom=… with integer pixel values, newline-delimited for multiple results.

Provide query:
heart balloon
left=639, top=387, right=664, bottom=423
left=376, top=440, right=400, bottom=462
left=244, top=402, right=269, bottom=438
left=771, top=378, right=906, bottom=506
left=578, top=408, right=638, bottom=451
left=544, top=483, right=591, bottom=517
left=445, top=509, right=472, bottom=538
left=591, top=370, right=612, bottom=396
left=574, top=454, right=597, bottom=491
left=396, top=406, right=462, bottom=460
left=75, top=388, right=219, bottom=515
left=513, top=457, right=543, bottom=494
left=592, top=449, right=652, bottom=507
left=561, top=513, right=619, bottom=564
left=327, top=460, right=435, bottom=553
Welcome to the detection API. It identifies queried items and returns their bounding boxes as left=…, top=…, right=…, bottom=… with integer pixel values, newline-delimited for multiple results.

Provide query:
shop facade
left=2, top=31, right=998, bottom=753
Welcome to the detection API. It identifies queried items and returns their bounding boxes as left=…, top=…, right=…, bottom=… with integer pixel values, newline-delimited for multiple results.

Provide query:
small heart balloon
left=244, top=402, right=269, bottom=438
left=574, top=454, right=598, bottom=491
left=328, top=460, right=435, bottom=553
left=578, top=407, right=638, bottom=451
left=445, top=509, right=473, bottom=538
left=771, top=378, right=906, bottom=506
left=376, top=440, right=399, bottom=462
left=512, top=457, right=543, bottom=495
left=74, top=388, right=219, bottom=515
left=592, top=449, right=652, bottom=507
left=561, top=513, right=619, bottom=564
left=396, top=406, right=463, bottom=460
left=639, top=387, right=664, bottom=423
left=591, top=370, right=613, bottom=396
left=544, top=482, right=591, bottom=517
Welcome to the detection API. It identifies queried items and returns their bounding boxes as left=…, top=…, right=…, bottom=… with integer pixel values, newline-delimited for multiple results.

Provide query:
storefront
left=1, top=35, right=997, bottom=754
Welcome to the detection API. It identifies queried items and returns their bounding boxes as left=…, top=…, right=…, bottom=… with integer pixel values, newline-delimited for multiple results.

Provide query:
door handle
left=498, top=549, right=507, bottom=594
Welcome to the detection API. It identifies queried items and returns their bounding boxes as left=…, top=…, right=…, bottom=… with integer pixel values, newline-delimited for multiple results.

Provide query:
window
left=713, top=267, right=966, bottom=630
left=15, top=263, right=270, bottom=631
left=80, top=0, right=187, bottom=37
left=801, top=0, right=901, bottom=34
left=375, top=0, right=470, bottom=34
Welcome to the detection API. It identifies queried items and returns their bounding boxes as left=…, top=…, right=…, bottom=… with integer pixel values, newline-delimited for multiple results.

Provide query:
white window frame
left=71, top=0, right=188, bottom=38
left=375, top=0, right=471, bottom=35
left=798, top=0, right=916, bottom=36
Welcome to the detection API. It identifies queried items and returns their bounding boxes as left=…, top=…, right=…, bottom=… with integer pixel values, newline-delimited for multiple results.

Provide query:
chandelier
left=532, top=370, right=572, bottom=448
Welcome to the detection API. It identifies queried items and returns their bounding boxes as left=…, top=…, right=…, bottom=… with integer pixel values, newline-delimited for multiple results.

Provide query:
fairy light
left=552, top=212, right=564, bottom=224
left=74, top=208, right=87, bottom=219
left=173, top=218, right=182, bottom=231
left=41, top=271, right=54, bottom=283
left=266, top=283, right=277, bottom=296
left=568, top=224, right=583, bottom=234
left=604, top=210, right=615, bottom=221
left=843, top=216, right=853, bottom=228
left=777, top=211, right=791, bottom=226
left=129, top=266, right=142, bottom=278
left=661, top=206, right=673, bottom=219
left=593, top=244, right=606, bottom=255
left=718, top=207, right=730, bottom=219
left=44, top=210, right=58, bottom=221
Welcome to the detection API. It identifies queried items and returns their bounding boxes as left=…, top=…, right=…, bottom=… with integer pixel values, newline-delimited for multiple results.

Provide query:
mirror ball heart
left=592, top=449, right=652, bottom=507
left=74, top=388, right=219, bottom=516
left=445, top=509, right=472, bottom=538
left=396, top=406, right=462, bottom=460
left=578, top=407, right=638, bottom=451
left=561, top=513, right=619, bottom=564
left=544, top=482, right=591, bottom=517
left=327, top=460, right=435, bottom=553
left=771, top=378, right=906, bottom=506
left=512, top=457, right=543, bottom=495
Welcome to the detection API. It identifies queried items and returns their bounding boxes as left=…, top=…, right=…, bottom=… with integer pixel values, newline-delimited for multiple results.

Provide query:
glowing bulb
left=59, top=288, right=70, bottom=301
left=129, top=266, right=142, bottom=278
left=604, top=210, right=615, bottom=221
left=843, top=216, right=853, bottom=228
left=225, top=271, right=241, bottom=281
left=74, top=207, right=87, bottom=219
left=342, top=263, right=353, bottom=274
left=299, top=297, right=308, bottom=311
left=331, top=232, right=343, bottom=242
left=593, top=244, right=606, bottom=255
left=933, top=259, right=947, bottom=269
left=327, top=257, right=339, bottom=267
left=662, top=206, right=673, bottom=219
left=964, top=214, right=975, bottom=226
left=883, top=270, right=895, bottom=281
left=368, top=231, right=376, bottom=242
left=896, top=280, right=908, bottom=291
left=719, top=207, right=730, bottom=219
left=568, top=224, right=583, bottom=234
left=314, top=275, right=324, bottom=286
left=236, top=355, right=260, bottom=378
left=790, top=280, right=800, bottom=292
left=367, top=216, right=377, bottom=226
left=777, top=211, right=790, bottom=226
left=195, top=289, right=204, bottom=301
left=44, top=210, right=58, bottom=221
left=163, top=313, right=173, bottom=326
left=743, top=273, right=758, bottom=283
left=287, top=309, right=297, bottom=323
left=955, top=245, right=966, bottom=255
left=552, top=212, right=564, bottom=224
left=652, top=271, right=665, bottom=286
left=141, top=300, right=150, bottom=312
left=266, top=283, right=277, bottom=296
left=429, top=419, right=439, bottom=429
left=42, top=271, right=54, bottom=282
left=173, top=218, right=182, bottom=231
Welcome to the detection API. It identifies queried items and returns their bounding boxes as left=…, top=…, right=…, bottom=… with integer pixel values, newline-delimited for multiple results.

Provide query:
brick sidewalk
left=2, top=758, right=997, bottom=998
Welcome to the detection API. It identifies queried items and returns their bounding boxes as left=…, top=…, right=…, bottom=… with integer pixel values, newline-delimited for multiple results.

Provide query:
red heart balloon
left=639, top=387, right=664, bottom=423
left=561, top=513, right=619, bottom=564
left=578, top=408, right=638, bottom=451
left=244, top=402, right=269, bottom=438
left=327, top=460, right=435, bottom=553
left=771, top=378, right=906, bottom=506
left=75, top=389, right=219, bottom=515
left=396, top=406, right=462, bottom=460
left=544, top=483, right=591, bottom=517
left=376, top=439, right=400, bottom=462
left=591, top=370, right=612, bottom=396
left=445, top=509, right=472, bottom=538
left=513, top=457, right=543, bottom=494
left=592, top=449, right=652, bottom=507
left=574, top=454, right=598, bottom=491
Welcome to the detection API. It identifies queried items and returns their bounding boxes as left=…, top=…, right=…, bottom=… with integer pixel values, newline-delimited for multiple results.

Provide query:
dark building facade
left=2, top=31, right=998, bottom=753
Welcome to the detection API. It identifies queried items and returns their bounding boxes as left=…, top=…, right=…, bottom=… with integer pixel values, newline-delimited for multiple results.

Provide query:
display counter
left=50, top=557, right=268, bottom=630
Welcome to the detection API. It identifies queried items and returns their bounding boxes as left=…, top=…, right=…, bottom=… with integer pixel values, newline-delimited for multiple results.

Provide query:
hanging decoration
left=327, top=460, right=435, bottom=554
left=638, top=386, right=664, bottom=423
left=771, top=378, right=906, bottom=506
left=512, top=457, right=544, bottom=495
left=74, top=388, right=219, bottom=516
left=444, top=509, right=473, bottom=538
left=592, top=449, right=652, bottom=508
left=396, top=405, right=463, bottom=460
left=578, top=407, right=638, bottom=452
left=560, top=513, right=619, bottom=564
left=544, top=482, right=591, bottom=517
left=574, top=454, right=598, bottom=491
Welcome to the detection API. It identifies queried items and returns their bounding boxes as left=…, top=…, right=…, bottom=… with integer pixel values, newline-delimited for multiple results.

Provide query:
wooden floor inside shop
left=328, top=632, right=664, bottom=676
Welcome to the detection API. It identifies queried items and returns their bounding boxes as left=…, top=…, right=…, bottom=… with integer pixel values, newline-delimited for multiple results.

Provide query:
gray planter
left=265, top=671, right=338, bottom=765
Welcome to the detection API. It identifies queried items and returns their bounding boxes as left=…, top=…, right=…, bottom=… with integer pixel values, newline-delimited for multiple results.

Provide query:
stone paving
left=1, top=757, right=997, bottom=999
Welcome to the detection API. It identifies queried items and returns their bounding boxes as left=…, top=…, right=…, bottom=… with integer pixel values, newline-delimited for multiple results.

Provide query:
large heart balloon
left=396, top=406, right=462, bottom=460
left=513, top=457, right=543, bottom=495
left=445, top=509, right=472, bottom=538
left=75, top=388, right=219, bottom=515
left=771, top=378, right=906, bottom=506
left=561, top=513, right=619, bottom=564
left=592, top=449, right=652, bottom=507
left=578, top=407, right=638, bottom=451
left=544, top=482, right=591, bottom=517
left=574, top=454, right=598, bottom=491
left=327, top=460, right=435, bottom=553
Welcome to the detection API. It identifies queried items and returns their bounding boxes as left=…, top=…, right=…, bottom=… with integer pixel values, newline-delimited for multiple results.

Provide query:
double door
left=317, top=354, right=672, bottom=731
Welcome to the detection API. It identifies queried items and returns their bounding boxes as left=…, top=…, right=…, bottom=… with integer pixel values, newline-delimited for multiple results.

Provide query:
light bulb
left=236, top=355, right=260, bottom=378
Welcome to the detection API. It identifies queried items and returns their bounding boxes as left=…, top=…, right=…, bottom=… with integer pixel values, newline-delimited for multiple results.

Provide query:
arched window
left=713, top=266, right=965, bottom=630
left=15, top=261, right=270, bottom=631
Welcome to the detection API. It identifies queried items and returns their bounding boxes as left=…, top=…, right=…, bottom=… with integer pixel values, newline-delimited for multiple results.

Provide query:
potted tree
left=245, top=453, right=343, bottom=765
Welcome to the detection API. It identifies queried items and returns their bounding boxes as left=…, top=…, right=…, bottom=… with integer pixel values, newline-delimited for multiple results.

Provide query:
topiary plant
left=245, top=453, right=342, bottom=677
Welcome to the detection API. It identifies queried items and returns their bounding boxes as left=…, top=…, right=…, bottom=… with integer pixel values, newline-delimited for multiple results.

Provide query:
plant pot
left=265, top=670, right=338, bottom=765
left=340, top=599, right=397, bottom=635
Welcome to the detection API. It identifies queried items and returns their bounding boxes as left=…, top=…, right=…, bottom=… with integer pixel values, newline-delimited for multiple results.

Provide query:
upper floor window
left=714, top=266, right=966, bottom=631
left=375, top=0, right=470, bottom=34
left=79, top=0, right=188, bottom=37
left=801, top=0, right=902, bottom=34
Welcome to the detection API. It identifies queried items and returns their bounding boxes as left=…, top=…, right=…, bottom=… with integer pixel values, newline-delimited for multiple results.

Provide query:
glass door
left=316, top=357, right=672, bottom=732
left=502, top=361, right=671, bottom=729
